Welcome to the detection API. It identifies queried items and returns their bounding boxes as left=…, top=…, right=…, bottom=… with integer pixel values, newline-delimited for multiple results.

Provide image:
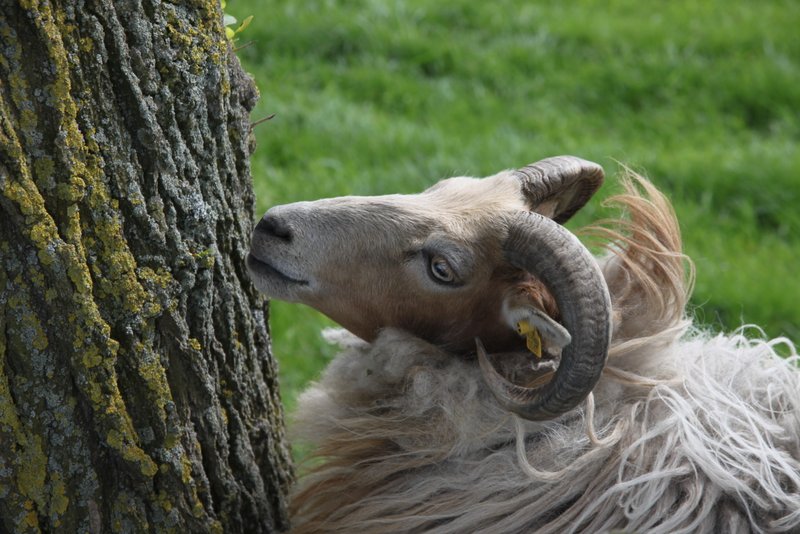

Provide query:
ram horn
left=515, top=156, right=604, bottom=224
left=478, top=211, right=612, bottom=420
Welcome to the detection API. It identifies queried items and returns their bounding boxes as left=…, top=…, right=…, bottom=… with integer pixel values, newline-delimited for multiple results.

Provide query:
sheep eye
left=429, top=256, right=455, bottom=284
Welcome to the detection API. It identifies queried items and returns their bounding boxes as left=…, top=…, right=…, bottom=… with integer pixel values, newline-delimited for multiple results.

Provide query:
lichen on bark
left=0, top=1, right=292, bottom=532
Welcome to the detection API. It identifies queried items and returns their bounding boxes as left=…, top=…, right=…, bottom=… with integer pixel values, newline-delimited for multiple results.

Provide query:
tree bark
left=0, top=1, right=292, bottom=532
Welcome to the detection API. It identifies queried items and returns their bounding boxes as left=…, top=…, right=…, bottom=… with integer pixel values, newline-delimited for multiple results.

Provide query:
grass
left=226, top=0, right=800, bottom=411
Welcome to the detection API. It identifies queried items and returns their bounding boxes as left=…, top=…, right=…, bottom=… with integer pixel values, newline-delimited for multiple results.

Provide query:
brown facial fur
left=248, top=171, right=560, bottom=352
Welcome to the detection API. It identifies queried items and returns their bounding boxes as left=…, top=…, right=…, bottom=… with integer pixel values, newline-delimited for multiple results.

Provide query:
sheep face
left=249, top=156, right=612, bottom=420
left=248, top=171, right=548, bottom=353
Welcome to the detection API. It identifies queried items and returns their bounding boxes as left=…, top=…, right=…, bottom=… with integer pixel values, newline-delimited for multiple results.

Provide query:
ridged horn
left=478, top=211, right=612, bottom=420
left=514, top=156, right=604, bottom=224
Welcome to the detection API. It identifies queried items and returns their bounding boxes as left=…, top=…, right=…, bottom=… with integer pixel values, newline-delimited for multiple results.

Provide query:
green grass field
left=227, top=0, right=800, bottom=411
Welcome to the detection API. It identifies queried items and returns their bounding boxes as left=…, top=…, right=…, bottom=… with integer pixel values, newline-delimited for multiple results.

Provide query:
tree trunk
left=0, top=1, right=292, bottom=532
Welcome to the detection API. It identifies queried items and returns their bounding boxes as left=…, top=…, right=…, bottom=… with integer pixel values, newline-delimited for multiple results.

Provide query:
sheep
left=247, top=156, right=800, bottom=533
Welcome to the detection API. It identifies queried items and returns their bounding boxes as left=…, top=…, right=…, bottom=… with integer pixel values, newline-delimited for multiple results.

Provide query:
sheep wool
left=291, top=326, right=799, bottom=533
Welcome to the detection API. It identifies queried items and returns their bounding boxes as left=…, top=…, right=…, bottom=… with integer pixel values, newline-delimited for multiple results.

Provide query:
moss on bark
left=0, top=1, right=292, bottom=532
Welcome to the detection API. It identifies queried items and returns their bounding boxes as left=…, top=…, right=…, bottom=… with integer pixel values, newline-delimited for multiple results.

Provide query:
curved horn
left=478, top=211, right=612, bottom=421
left=515, top=156, right=604, bottom=224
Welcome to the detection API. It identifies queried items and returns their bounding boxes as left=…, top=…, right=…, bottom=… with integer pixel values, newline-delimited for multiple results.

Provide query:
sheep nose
left=255, top=213, right=293, bottom=242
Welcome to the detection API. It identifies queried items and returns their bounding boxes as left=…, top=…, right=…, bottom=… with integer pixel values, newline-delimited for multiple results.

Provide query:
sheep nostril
left=256, top=214, right=293, bottom=242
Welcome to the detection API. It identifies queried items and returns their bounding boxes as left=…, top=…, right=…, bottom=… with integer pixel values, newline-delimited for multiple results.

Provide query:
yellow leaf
left=236, top=15, right=254, bottom=35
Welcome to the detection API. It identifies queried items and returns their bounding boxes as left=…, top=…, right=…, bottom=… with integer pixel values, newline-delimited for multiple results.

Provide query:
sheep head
left=248, top=156, right=611, bottom=420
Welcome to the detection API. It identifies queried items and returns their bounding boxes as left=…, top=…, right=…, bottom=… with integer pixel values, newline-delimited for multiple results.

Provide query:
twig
left=233, top=41, right=255, bottom=52
left=250, top=113, right=276, bottom=129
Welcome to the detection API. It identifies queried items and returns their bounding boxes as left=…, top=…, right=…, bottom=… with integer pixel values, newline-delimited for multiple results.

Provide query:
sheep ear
left=503, top=300, right=571, bottom=356
left=514, top=156, right=604, bottom=224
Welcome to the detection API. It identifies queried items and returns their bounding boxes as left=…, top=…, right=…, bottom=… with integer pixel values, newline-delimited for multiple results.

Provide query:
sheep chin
left=246, top=252, right=310, bottom=301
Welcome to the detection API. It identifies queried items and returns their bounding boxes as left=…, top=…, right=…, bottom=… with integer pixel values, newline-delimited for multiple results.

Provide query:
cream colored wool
left=288, top=174, right=800, bottom=533
left=291, top=326, right=799, bottom=533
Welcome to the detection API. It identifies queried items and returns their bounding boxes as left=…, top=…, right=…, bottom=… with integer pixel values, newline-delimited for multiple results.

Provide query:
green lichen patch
left=192, top=247, right=216, bottom=270
left=0, top=353, right=49, bottom=531
left=124, top=342, right=174, bottom=419
left=47, top=471, right=69, bottom=520
left=110, top=490, right=149, bottom=534
left=163, top=1, right=228, bottom=77
left=106, top=428, right=158, bottom=478
left=187, top=337, right=202, bottom=352
left=137, top=266, right=173, bottom=290
left=16, top=435, right=47, bottom=510
left=32, top=157, right=55, bottom=189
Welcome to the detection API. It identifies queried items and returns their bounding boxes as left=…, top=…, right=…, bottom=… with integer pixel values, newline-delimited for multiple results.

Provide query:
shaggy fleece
left=290, top=326, right=800, bottom=533
left=287, top=174, right=800, bottom=533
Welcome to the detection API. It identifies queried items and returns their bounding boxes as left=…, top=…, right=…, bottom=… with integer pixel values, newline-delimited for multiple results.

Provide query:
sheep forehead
left=310, top=170, right=525, bottom=238
left=421, top=170, right=526, bottom=216
left=320, top=171, right=525, bottom=243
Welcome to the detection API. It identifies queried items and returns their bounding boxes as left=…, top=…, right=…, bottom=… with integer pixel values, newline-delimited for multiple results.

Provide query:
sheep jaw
left=247, top=252, right=309, bottom=299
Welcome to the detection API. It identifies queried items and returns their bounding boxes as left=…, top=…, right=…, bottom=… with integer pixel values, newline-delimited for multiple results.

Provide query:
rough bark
left=0, top=1, right=292, bottom=532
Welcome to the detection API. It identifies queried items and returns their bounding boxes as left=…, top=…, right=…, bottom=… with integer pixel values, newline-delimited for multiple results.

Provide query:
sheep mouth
left=246, top=253, right=309, bottom=287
